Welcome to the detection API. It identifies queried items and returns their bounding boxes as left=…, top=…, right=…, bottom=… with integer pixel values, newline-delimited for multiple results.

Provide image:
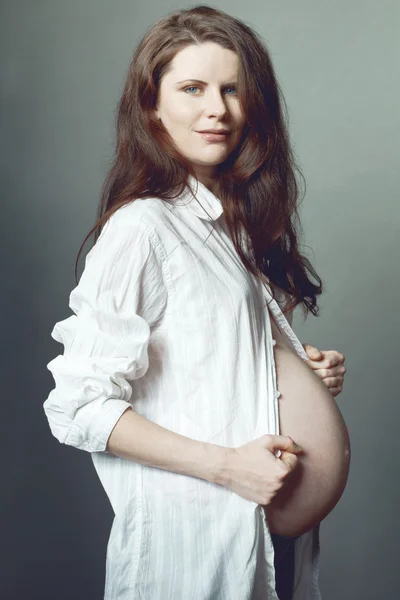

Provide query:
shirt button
left=272, top=339, right=277, bottom=346
left=275, top=390, right=281, bottom=398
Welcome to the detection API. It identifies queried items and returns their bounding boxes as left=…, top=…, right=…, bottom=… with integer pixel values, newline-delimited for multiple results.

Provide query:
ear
left=152, top=105, right=161, bottom=121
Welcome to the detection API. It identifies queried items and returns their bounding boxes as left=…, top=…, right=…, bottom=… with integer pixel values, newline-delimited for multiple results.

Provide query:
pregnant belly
left=264, top=318, right=351, bottom=538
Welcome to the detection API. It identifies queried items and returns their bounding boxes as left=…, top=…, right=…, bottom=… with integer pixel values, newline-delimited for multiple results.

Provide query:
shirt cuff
left=62, top=399, right=133, bottom=453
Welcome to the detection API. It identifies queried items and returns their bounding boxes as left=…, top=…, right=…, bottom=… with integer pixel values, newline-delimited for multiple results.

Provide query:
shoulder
left=110, top=197, right=173, bottom=232
left=90, top=198, right=170, bottom=264
left=95, top=198, right=178, bottom=280
left=106, top=197, right=183, bottom=260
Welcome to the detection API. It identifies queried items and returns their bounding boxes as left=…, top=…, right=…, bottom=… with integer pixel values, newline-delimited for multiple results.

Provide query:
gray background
left=1, top=1, right=399, bottom=599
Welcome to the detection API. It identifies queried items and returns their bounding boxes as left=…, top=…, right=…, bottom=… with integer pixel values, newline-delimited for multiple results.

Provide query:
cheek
left=230, top=117, right=246, bottom=141
left=165, top=98, right=196, bottom=125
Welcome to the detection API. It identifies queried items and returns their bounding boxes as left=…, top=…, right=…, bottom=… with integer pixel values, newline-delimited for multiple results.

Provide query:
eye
left=183, top=86, right=201, bottom=94
left=183, top=86, right=238, bottom=95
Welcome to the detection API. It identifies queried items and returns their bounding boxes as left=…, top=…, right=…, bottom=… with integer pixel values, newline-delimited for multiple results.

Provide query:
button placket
left=271, top=336, right=280, bottom=399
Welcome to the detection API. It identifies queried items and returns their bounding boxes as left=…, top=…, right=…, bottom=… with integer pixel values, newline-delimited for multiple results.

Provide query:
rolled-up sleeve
left=43, top=214, right=168, bottom=453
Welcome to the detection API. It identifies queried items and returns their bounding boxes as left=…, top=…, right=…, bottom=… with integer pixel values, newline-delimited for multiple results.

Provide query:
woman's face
left=154, top=42, right=246, bottom=184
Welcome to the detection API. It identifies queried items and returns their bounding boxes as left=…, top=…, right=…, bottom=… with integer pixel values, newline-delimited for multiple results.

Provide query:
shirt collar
left=179, top=175, right=224, bottom=221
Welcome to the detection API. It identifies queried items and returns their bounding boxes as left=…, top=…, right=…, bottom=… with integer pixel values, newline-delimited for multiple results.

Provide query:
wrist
left=207, top=444, right=234, bottom=487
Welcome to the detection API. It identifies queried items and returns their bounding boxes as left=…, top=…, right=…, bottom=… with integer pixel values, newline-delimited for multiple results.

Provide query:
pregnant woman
left=43, top=6, right=350, bottom=600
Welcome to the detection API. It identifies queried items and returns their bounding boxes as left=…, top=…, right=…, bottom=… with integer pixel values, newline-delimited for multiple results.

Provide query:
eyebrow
left=175, top=79, right=237, bottom=86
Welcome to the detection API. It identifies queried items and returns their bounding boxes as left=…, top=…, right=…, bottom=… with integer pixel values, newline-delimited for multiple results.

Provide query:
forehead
left=166, top=42, right=239, bottom=81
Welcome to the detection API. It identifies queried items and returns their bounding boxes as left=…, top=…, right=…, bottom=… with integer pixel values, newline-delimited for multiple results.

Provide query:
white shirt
left=44, top=176, right=322, bottom=599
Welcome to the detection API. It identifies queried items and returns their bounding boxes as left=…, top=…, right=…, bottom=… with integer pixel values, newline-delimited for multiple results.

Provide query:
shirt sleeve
left=43, top=214, right=168, bottom=453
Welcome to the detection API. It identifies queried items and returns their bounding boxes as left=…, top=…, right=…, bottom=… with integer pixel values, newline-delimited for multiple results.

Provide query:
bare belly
left=264, top=318, right=351, bottom=537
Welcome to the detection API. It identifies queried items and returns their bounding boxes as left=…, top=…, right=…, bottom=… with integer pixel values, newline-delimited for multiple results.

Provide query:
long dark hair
left=75, top=4, right=323, bottom=319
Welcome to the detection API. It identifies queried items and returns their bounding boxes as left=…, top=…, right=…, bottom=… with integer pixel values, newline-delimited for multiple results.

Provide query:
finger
left=326, top=350, right=345, bottom=367
left=279, top=451, right=298, bottom=472
left=310, top=350, right=342, bottom=369
left=266, top=435, right=303, bottom=454
left=306, top=359, right=328, bottom=370
left=305, top=352, right=341, bottom=370
left=330, top=386, right=343, bottom=397
left=320, top=376, right=344, bottom=387
left=314, top=364, right=346, bottom=378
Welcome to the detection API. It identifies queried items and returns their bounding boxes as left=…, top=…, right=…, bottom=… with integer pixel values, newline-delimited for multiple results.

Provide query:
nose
left=203, top=90, right=228, bottom=118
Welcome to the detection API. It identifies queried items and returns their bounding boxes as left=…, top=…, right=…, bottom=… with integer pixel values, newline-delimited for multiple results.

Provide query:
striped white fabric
left=44, top=176, right=322, bottom=599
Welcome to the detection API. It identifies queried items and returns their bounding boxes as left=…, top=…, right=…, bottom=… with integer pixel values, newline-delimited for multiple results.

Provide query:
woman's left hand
left=302, top=344, right=346, bottom=398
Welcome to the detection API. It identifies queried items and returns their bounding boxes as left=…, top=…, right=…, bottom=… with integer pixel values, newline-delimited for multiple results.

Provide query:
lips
left=196, top=131, right=230, bottom=142
left=196, top=130, right=230, bottom=134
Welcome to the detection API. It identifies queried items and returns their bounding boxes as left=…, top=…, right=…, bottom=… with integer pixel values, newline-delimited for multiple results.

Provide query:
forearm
left=106, top=408, right=230, bottom=485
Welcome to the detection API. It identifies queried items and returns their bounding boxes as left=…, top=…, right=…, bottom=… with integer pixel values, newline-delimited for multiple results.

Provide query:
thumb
left=303, top=344, right=323, bottom=360
left=266, top=435, right=303, bottom=454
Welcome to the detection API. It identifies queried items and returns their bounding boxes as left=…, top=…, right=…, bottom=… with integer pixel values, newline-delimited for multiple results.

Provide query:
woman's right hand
left=220, top=435, right=304, bottom=505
